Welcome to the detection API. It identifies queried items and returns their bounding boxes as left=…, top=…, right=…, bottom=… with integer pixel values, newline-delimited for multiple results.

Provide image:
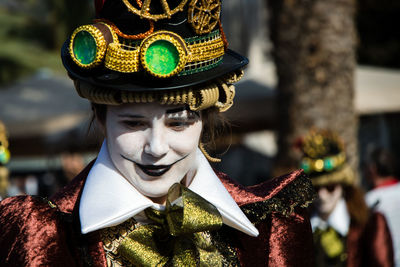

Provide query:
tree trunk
left=267, top=0, right=359, bottom=178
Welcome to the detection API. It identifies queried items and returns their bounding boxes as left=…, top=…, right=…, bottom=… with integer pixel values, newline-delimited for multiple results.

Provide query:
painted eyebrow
left=116, top=107, right=199, bottom=118
left=117, top=114, right=145, bottom=118
left=166, top=106, right=200, bottom=117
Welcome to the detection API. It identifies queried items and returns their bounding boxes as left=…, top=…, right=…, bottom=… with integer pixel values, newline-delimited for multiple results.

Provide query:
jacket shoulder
left=0, top=195, right=60, bottom=229
left=217, top=169, right=316, bottom=220
left=0, top=196, right=74, bottom=265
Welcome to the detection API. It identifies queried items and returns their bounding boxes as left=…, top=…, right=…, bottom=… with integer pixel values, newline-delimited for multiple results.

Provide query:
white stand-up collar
left=79, top=140, right=259, bottom=237
left=310, top=198, right=350, bottom=237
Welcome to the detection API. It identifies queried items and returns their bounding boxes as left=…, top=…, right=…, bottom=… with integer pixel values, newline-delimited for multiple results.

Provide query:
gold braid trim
left=240, top=172, right=316, bottom=223
left=223, top=69, right=244, bottom=84
left=199, top=143, right=221, bottom=163
left=105, top=43, right=140, bottom=73
left=76, top=80, right=119, bottom=105
left=189, top=83, right=219, bottom=111
left=0, top=121, right=9, bottom=148
left=75, top=70, right=244, bottom=112
left=310, top=164, right=355, bottom=187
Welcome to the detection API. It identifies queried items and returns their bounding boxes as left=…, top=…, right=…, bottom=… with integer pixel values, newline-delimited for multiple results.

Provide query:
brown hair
left=343, top=185, right=370, bottom=227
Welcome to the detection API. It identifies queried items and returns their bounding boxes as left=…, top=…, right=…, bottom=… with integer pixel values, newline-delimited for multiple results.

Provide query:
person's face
left=314, top=184, right=343, bottom=218
left=103, top=102, right=202, bottom=203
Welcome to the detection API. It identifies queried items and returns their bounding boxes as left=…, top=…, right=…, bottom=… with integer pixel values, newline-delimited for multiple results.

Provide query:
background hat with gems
left=0, top=121, right=10, bottom=167
left=61, top=0, right=247, bottom=111
left=296, top=128, right=355, bottom=187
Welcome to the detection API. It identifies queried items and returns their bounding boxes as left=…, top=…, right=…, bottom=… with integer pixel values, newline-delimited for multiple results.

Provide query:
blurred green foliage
left=0, top=1, right=93, bottom=85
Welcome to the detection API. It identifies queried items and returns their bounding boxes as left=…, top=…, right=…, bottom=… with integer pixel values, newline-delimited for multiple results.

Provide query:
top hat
left=61, top=0, right=248, bottom=94
left=296, top=128, right=355, bottom=186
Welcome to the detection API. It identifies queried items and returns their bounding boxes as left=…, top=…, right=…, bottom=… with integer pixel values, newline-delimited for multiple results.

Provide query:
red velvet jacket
left=0, top=163, right=315, bottom=266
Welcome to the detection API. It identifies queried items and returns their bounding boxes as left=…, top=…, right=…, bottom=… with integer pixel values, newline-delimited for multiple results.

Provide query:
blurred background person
left=0, top=121, right=11, bottom=200
left=365, top=147, right=400, bottom=267
left=60, top=152, right=85, bottom=182
left=298, top=129, right=394, bottom=267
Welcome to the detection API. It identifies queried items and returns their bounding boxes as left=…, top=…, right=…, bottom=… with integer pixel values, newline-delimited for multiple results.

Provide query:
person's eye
left=167, top=120, right=193, bottom=130
left=121, top=120, right=146, bottom=128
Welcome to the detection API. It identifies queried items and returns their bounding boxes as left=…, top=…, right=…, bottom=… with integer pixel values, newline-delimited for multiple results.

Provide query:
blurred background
left=0, top=0, right=400, bottom=197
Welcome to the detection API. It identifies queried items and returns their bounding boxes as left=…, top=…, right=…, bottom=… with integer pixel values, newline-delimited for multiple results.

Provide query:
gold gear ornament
left=122, top=0, right=189, bottom=21
left=188, top=0, right=221, bottom=35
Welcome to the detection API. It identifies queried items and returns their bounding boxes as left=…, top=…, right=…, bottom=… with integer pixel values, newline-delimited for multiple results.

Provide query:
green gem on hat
left=145, top=40, right=180, bottom=76
left=73, top=31, right=97, bottom=65
left=301, top=160, right=311, bottom=173
left=324, top=158, right=334, bottom=171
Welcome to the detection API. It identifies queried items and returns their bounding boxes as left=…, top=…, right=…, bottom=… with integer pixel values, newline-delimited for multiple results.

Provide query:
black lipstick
left=121, top=154, right=189, bottom=177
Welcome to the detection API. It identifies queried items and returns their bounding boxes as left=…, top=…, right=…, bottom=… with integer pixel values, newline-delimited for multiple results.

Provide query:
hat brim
left=61, top=41, right=248, bottom=91
left=310, top=164, right=355, bottom=187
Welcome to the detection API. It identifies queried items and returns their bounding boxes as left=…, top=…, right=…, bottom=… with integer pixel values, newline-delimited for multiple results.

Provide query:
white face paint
left=104, top=102, right=202, bottom=203
left=315, top=184, right=343, bottom=219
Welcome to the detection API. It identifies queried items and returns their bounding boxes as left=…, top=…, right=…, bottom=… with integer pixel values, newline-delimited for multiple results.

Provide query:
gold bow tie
left=118, top=183, right=223, bottom=267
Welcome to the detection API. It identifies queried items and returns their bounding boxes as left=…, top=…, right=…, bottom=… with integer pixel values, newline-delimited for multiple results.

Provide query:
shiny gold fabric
left=118, top=183, right=223, bottom=267
left=102, top=217, right=138, bottom=266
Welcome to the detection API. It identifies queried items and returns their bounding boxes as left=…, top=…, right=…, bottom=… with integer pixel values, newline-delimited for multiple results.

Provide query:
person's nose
left=317, top=187, right=330, bottom=200
left=144, top=124, right=169, bottom=158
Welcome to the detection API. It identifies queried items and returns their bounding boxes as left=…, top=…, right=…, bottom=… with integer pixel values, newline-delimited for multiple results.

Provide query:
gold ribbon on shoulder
left=118, top=183, right=223, bottom=267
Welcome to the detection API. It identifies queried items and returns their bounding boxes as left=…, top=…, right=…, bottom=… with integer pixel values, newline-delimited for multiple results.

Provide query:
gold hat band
left=69, top=22, right=225, bottom=78
left=104, top=30, right=225, bottom=76
left=74, top=70, right=243, bottom=112
left=105, top=43, right=140, bottom=73
left=301, top=152, right=346, bottom=174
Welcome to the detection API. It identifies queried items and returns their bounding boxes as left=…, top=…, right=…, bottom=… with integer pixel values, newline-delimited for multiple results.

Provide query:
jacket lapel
left=50, top=160, right=108, bottom=267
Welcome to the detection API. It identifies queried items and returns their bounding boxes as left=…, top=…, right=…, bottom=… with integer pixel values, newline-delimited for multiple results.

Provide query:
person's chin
left=143, top=175, right=186, bottom=193
left=137, top=182, right=172, bottom=198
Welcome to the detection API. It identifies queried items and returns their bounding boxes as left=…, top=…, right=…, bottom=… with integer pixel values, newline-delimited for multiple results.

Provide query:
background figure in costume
left=0, top=0, right=315, bottom=266
left=365, top=147, right=400, bottom=267
left=0, top=121, right=11, bottom=201
left=297, top=128, right=394, bottom=267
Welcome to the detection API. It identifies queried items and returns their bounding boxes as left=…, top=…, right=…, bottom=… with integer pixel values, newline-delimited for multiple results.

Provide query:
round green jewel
left=73, top=31, right=97, bottom=65
left=0, top=147, right=10, bottom=165
left=144, top=40, right=180, bottom=76
left=300, top=160, right=310, bottom=173
left=324, top=158, right=334, bottom=171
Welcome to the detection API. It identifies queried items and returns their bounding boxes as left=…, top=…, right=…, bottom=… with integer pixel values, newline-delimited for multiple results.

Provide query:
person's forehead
left=109, top=102, right=188, bottom=116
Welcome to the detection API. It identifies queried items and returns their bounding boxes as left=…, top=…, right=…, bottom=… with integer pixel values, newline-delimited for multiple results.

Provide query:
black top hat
left=61, top=0, right=248, bottom=92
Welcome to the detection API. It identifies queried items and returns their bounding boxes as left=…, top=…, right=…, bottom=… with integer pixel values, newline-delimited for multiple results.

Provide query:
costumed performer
left=0, top=0, right=315, bottom=266
left=297, top=128, right=394, bottom=267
